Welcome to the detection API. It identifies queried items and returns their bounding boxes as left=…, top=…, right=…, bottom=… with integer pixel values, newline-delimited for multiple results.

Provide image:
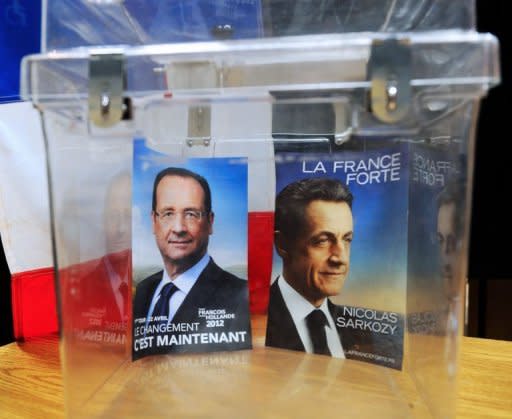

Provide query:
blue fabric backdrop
left=0, top=0, right=41, bottom=102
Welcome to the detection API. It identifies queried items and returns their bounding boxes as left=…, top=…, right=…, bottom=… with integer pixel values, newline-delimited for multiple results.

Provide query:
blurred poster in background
left=0, top=1, right=48, bottom=343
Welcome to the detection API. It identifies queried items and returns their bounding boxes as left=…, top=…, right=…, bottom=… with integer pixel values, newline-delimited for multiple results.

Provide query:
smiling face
left=152, top=175, right=213, bottom=278
left=277, top=200, right=353, bottom=307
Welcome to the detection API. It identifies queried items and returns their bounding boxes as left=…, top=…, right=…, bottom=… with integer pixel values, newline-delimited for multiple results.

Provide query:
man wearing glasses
left=133, top=167, right=251, bottom=357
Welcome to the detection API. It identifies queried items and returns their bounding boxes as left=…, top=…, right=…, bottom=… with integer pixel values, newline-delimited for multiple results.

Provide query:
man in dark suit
left=60, top=173, right=131, bottom=349
left=266, top=178, right=402, bottom=368
left=408, top=180, right=466, bottom=337
left=133, top=167, right=251, bottom=359
left=436, top=181, right=465, bottom=304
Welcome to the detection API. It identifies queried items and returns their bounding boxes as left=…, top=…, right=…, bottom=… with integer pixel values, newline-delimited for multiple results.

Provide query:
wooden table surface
left=1, top=316, right=511, bottom=418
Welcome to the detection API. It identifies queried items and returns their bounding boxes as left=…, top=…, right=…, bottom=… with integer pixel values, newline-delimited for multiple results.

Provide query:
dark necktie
left=152, top=282, right=179, bottom=323
left=306, top=309, right=331, bottom=356
left=118, top=281, right=129, bottom=318
left=118, top=281, right=129, bottom=302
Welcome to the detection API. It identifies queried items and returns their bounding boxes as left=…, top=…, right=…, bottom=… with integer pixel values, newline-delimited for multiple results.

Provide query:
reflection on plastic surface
left=406, top=136, right=470, bottom=417
left=58, top=172, right=133, bottom=405
left=44, top=0, right=475, bottom=50
left=45, top=0, right=263, bottom=49
left=60, top=172, right=132, bottom=343
left=265, top=0, right=474, bottom=36
left=41, top=108, right=133, bottom=411
left=70, top=341, right=434, bottom=418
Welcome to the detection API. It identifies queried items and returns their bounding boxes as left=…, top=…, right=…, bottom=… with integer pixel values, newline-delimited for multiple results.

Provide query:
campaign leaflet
left=132, top=139, right=251, bottom=360
left=407, top=143, right=463, bottom=336
left=57, top=171, right=133, bottom=354
left=268, top=143, right=408, bottom=370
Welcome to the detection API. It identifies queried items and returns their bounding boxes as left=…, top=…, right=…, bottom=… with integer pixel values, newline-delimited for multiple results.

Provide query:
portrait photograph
left=267, top=145, right=409, bottom=369
left=132, top=139, right=251, bottom=360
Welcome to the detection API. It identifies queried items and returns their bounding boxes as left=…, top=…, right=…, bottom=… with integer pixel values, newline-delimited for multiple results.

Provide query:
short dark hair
left=275, top=178, right=353, bottom=240
left=152, top=167, right=212, bottom=213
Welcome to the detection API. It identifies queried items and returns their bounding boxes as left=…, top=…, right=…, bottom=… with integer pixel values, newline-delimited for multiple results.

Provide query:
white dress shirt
left=147, top=253, right=210, bottom=325
left=278, top=275, right=345, bottom=358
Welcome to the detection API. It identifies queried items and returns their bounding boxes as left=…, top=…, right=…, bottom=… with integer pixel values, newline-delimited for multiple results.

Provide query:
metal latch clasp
left=187, top=105, right=211, bottom=147
left=368, top=38, right=412, bottom=123
left=89, top=53, right=125, bottom=127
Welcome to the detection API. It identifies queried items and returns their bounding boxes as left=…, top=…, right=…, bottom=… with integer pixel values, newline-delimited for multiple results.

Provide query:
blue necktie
left=152, top=282, right=179, bottom=323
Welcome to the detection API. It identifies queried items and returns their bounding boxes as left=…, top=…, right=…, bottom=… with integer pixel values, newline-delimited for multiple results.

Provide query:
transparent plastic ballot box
left=21, top=30, right=498, bottom=418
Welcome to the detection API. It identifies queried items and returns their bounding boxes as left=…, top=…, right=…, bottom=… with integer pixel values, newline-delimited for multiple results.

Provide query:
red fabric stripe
left=248, top=211, right=274, bottom=314
left=9, top=212, right=275, bottom=338
left=11, top=267, right=58, bottom=340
